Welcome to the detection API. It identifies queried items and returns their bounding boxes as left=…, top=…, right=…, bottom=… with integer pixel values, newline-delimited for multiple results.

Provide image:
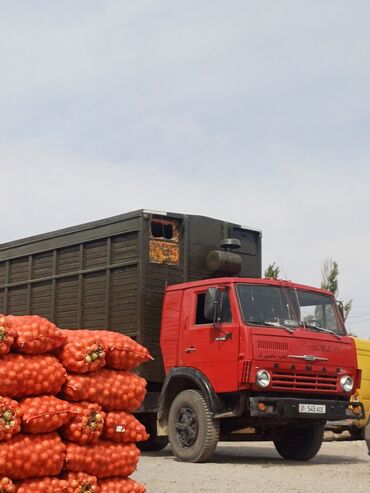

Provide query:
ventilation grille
left=271, top=371, right=337, bottom=392
left=241, top=361, right=252, bottom=383
left=257, top=340, right=289, bottom=351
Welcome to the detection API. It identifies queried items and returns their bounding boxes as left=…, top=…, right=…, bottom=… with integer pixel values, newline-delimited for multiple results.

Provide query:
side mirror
left=204, top=287, right=222, bottom=323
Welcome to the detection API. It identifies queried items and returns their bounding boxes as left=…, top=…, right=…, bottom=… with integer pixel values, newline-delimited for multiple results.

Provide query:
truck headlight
left=340, top=375, right=354, bottom=393
left=256, top=369, right=271, bottom=388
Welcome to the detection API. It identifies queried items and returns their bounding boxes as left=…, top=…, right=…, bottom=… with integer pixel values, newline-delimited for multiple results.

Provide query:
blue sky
left=1, top=1, right=370, bottom=336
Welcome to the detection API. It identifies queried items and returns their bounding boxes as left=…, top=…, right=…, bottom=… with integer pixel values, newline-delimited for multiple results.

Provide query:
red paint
left=160, top=277, right=359, bottom=396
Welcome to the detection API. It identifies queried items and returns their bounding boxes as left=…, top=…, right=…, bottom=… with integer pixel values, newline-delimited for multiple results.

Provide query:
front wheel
left=168, top=389, right=219, bottom=462
left=273, top=422, right=324, bottom=461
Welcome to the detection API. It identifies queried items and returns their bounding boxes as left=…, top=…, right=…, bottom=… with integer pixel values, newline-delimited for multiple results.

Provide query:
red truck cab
left=158, top=277, right=363, bottom=462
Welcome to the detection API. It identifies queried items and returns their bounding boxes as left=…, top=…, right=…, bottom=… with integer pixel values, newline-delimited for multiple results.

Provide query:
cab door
left=179, top=286, right=240, bottom=393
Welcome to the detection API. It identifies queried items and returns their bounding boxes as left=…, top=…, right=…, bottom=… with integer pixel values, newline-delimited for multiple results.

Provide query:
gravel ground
left=133, top=439, right=370, bottom=493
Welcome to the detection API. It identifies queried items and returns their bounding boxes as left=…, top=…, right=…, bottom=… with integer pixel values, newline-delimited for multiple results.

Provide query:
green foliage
left=321, top=259, right=339, bottom=294
left=321, top=258, right=352, bottom=321
left=264, top=262, right=280, bottom=279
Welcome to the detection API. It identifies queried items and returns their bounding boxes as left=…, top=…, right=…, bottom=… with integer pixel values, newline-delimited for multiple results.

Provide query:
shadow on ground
left=141, top=443, right=369, bottom=466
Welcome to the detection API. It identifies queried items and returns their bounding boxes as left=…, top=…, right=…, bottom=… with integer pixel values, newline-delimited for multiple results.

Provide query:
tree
left=264, top=262, right=280, bottom=279
left=321, top=258, right=352, bottom=321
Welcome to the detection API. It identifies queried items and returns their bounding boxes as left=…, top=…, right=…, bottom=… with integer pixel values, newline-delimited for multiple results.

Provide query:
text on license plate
left=299, top=404, right=326, bottom=414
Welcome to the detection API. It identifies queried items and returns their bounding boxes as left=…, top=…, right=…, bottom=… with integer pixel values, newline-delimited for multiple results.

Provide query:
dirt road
left=133, top=440, right=370, bottom=493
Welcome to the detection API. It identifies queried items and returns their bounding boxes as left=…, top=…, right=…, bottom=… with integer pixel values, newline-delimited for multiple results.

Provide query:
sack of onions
left=0, top=354, right=66, bottom=398
left=57, top=331, right=107, bottom=373
left=0, top=396, right=22, bottom=441
left=65, top=472, right=99, bottom=493
left=65, top=441, right=139, bottom=478
left=15, top=477, right=71, bottom=492
left=20, top=396, right=75, bottom=434
left=102, top=411, right=149, bottom=443
left=98, top=478, right=145, bottom=493
left=63, top=369, right=146, bottom=412
left=61, top=402, right=105, bottom=445
left=0, top=316, right=16, bottom=356
left=0, top=478, right=15, bottom=493
left=87, top=330, right=152, bottom=371
left=0, top=432, right=65, bottom=480
left=7, top=315, right=66, bottom=354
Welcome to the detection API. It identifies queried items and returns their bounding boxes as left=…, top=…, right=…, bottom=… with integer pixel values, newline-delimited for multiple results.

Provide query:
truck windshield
left=236, top=284, right=346, bottom=335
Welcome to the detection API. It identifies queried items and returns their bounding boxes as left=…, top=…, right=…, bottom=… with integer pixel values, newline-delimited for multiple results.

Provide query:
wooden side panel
left=55, top=277, right=79, bottom=327
left=0, top=263, right=6, bottom=285
left=32, top=252, right=53, bottom=279
left=82, top=272, right=106, bottom=328
left=9, top=258, right=29, bottom=284
left=57, top=246, right=80, bottom=274
left=31, top=281, right=52, bottom=319
left=111, top=233, right=139, bottom=263
left=0, top=290, right=4, bottom=312
left=83, top=240, right=106, bottom=269
left=7, top=286, right=27, bottom=314
left=109, top=265, right=138, bottom=336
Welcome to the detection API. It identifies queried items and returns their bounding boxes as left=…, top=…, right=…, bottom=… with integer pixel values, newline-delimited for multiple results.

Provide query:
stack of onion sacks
left=0, top=314, right=149, bottom=491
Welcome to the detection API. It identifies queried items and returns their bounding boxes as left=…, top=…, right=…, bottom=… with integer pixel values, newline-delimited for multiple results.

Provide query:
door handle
left=185, top=346, right=196, bottom=353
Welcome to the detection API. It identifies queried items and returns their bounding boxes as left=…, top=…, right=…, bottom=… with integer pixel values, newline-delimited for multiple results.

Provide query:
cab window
left=195, top=291, right=232, bottom=325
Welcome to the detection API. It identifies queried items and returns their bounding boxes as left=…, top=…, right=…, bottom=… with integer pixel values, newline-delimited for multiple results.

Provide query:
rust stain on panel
left=149, top=240, right=179, bottom=265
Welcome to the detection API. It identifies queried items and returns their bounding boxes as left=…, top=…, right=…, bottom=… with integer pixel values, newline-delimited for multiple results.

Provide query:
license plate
left=299, top=403, right=326, bottom=414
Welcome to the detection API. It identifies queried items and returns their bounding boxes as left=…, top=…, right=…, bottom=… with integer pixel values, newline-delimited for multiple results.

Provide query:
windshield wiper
left=260, top=321, right=294, bottom=334
left=300, top=322, right=341, bottom=339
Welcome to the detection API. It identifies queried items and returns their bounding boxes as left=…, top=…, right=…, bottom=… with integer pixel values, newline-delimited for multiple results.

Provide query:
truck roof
left=165, top=276, right=334, bottom=297
left=0, top=208, right=261, bottom=252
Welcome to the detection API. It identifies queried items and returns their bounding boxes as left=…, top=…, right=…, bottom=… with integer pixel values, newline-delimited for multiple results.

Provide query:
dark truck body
left=0, top=209, right=261, bottom=384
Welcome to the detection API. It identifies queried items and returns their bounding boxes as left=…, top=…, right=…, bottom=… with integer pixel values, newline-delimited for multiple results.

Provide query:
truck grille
left=271, top=371, right=337, bottom=392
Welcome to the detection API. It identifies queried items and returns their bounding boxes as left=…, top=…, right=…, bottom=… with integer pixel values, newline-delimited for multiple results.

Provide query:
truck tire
left=168, top=389, right=220, bottom=463
left=273, top=422, right=324, bottom=461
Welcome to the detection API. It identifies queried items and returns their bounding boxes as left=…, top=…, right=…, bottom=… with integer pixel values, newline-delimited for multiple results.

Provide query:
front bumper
left=250, top=397, right=364, bottom=421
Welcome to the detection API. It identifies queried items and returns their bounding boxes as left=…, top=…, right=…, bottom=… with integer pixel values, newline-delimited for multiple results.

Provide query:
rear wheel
left=273, top=422, right=324, bottom=461
left=168, top=389, right=219, bottom=462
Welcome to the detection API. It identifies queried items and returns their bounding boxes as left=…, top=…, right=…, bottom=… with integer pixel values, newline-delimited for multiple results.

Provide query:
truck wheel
left=168, top=389, right=219, bottom=463
left=273, top=422, right=324, bottom=461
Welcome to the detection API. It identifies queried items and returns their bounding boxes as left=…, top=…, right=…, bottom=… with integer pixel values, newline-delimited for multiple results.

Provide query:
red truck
left=0, top=209, right=363, bottom=462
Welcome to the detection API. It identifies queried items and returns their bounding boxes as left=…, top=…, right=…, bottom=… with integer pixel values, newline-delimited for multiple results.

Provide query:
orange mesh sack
left=0, top=478, right=15, bottom=493
left=0, top=397, right=22, bottom=441
left=0, top=432, right=65, bottom=480
left=58, top=331, right=107, bottom=373
left=61, top=402, right=105, bottom=445
left=16, top=478, right=71, bottom=493
left=7, top=315, right=66, bottom=354
left=63, top=369, right=146, bottom=411
left=65, top=441, right=139, bottom=478
left=99, top=478, right=145, bottom=493
left=88, top=330, right=152, bottom=371
left=0, top=316, right=16, bottom=356
left=65, top=472, right=99, bottom=493
left=0, top=354, right=66, bottom=398
left=20, top=396, right=75, bottom=434
left=103, top=412, right=149, bottom=443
